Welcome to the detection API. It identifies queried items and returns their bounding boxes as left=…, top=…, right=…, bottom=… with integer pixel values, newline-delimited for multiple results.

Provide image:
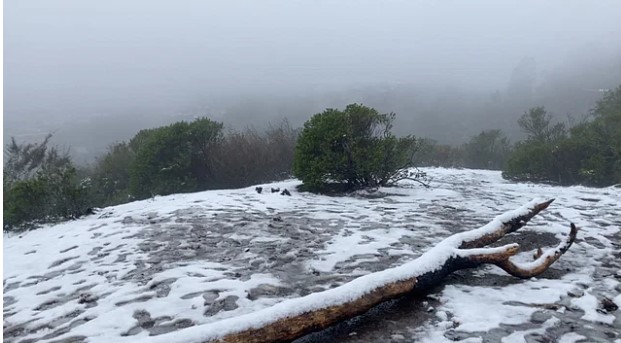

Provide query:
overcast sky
left=5, top=0, right=621, bottom=133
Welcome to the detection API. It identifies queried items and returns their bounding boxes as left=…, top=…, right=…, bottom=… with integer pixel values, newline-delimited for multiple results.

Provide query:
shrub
left=503, top=87, right=621, bottom=186
left=411, top=138, right=464, bottom=168
left=128, top=118, right=223, bottom=199
left=90, top=142, right=135, bottom=206
left=293, top=104, right=418, bottom=191
left=463, top=129, right=512, bottom=170
left=502, top=107, right=567, bottom=183
left=3, top=136, right=92, bottom=230
left=210, top=121, right=298, bottom=188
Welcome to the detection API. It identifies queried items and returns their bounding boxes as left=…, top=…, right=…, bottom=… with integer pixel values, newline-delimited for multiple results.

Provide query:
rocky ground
left=3, top=168, right=620, bottom=343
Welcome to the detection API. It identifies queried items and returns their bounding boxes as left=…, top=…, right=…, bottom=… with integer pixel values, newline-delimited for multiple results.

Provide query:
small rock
left=271, top=187, right=280, bottom=193
left=202, top=291, right=219, bottom=305
left=255, top=187, right=263, bottom=194
left=601, top=297, right=618, bottom=312
left=444, top=330, right=471, bottom=341
left=567, top=288, right=584, bottom=298
left=78, top=292, right=99, bottom=304
left=280, top=189, right=291, bottom=196
left=530, top=311, right=551, bottom=324
left=223, top=295, right=239, bottom=311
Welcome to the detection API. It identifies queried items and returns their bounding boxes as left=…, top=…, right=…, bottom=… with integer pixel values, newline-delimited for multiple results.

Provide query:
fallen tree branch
left=145, top=199, right=578, bottom=343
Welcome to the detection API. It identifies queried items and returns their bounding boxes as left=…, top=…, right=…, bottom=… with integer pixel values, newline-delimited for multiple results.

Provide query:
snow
left=558, top=332, right=587, bottom=343
left=3, top=168, right=620, bottom=342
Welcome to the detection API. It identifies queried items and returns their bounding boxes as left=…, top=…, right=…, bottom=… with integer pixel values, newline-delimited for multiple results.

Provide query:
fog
left=5, top=0, right=621, bottom=162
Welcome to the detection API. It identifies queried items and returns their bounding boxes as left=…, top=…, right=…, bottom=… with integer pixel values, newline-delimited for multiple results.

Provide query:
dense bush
left=87, top=117, right=297, bottom=203
left=503, top=87, right=621, bottom=186
left=463, top=129, right=512, bottom=170
left=502, top=107, right=567, bottom=183
left=3, top=136, right=92, bottom=230
left=211, top=121, right=298, bottom=188
left=129, top=119, right=224, bottom=199
left=410, top=138, right=464, bottom=168
left=89, top=142, right=135, bottom=206
left=293, top=104, right=418, bottom=191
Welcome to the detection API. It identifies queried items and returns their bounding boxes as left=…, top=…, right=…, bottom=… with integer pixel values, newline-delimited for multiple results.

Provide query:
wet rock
left=530, top=311, right=551, bottom=324
left=4, top=282, right=21, bottom=293
left=204, top=295, right=239, bottom=316
left=149, top=278, right=176, bottom=297
left=271, top=187, right=280, bottom=193
left=444, top=330, right=473, bottom=341
left=202, top=291, right=219, bottom=305
left=223, top=295, right=239, bottom=310
left=48, top=256, right=79, bottom=269
left=247, top=284, right=293, bottom=300
left=601, top=297, right=618, bottom=312
left=149, top=319, right=194, bottom=336
left=115, top=294, right=153, bottom=306
left=567, top=288, right=584, bottom=298
left=60, top=246, right=79, bottom=253
left=78, top=292, right=98, bottom=304
left=132, top=310, right=155, bottom=329
left=122, top=326, right=142, bottom=336
left=4, top=296, right=17, bottom=307
left=281, top=189, right=291, bottom=196
left=255, top=187, right=263, bottom=194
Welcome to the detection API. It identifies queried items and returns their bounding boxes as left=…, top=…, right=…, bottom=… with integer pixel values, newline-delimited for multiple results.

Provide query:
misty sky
left=4, top=0, right=621, bottom=153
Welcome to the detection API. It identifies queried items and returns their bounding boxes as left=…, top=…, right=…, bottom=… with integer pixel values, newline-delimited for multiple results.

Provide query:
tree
left=3, top=136, right=92, bottom=230
left=504, top=87, right=621, bottom=186
left=90, top=142, right=135, bottom=206
left=463, top=129, right=512, bottom=170
left=128, top=118, right=224, bottom=199
left=503, top=107, right=567, bottom=183
left=517, top=106, right=565, bottom=144
left=293, top=104, right=420, bottom=191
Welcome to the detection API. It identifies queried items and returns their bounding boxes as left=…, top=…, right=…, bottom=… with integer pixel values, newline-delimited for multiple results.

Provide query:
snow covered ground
left=3, top=168, right=620, bottom=343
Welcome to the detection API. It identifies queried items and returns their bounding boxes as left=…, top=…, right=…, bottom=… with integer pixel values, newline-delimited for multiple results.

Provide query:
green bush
left=502, top=107, right=567, bottom=183
left=463, top=129, right=512, bottom=170
left=293, top=104, right=418, bottom=191
left=503, top=87, right=621, bottom=186
left=411, top=138, right=464, bottom=168
left=3, top=137, right=93, bottom=230
left=129, top=118, right=223, bottom=199
left=90, top=142, right=135, bottom=206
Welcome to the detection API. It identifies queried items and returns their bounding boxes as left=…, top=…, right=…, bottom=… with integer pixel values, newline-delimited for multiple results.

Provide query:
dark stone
left=255, top=187, right=263, bottom=194
left=531, top=311, right=551, bottom=324
left=281, top=189, right=291, bottom=196
left=601, top=297, right=618, bottom=312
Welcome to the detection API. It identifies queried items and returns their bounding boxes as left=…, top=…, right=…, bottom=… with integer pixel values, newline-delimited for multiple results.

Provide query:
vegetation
left=503, top=86, right=621, bottom=186
left=463, top=129, right=512, bottom=170
left=293, top=104, right=420, bottom=191
left=4, top=86, right=619, bottom=230
left=3, top=136, right=92, bottom=230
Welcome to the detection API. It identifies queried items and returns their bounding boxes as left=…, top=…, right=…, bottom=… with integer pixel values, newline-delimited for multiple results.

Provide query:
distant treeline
left=4, top=86, right=620, bottom=231
left=417, top=86, right=621, bottom=187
